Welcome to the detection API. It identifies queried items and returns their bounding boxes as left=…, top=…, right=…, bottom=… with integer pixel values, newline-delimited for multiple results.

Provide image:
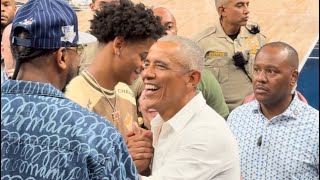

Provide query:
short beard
left=61, top=66, right=79, bottom=93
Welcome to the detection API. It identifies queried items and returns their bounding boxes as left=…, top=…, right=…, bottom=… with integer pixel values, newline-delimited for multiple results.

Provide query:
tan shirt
left=193, top=21, right=267, bottom=112
left=65, top=71, right=137, bottom=138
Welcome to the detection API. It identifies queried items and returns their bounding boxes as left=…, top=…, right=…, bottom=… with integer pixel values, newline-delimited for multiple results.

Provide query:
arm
left=127, top=122, right=153, bottom=175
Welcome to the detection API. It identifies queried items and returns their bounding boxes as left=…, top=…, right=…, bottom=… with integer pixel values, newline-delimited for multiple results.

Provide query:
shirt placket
left=259, top=117, right=270, bottom=179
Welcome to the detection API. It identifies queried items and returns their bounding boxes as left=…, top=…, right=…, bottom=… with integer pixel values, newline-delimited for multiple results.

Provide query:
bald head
left=153, top=7, right=177, bottom=35
left=215, top=0, right=229, bottom=10
left=256, top=42, right=299, bottom=69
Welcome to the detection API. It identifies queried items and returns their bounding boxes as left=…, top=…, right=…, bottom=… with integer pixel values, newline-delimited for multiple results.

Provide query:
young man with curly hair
left=64, top=1, right=165, bottom=174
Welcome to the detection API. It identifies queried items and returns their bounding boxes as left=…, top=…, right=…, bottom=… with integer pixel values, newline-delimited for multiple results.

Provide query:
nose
left=244, top=5, right=250, bottom=14
left=254, top=70, right=267, bottom=83
left=141, top=65, right=156, bottom=81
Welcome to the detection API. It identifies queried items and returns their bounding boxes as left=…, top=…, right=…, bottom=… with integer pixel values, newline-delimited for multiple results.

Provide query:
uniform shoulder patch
left=191, top=26, right=217, bottom=42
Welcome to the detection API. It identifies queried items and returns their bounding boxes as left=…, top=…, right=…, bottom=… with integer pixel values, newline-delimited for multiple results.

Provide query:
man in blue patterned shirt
left=1, top=0, right=139, bottom=179
left=227, top=42, right=319, bottom=179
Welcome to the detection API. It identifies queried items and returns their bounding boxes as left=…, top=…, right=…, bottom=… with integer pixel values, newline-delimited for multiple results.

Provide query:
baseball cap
left=10, top=0, right=96, bottom=49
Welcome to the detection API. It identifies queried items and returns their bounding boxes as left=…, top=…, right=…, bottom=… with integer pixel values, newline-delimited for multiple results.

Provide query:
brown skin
left=16, top=48, right=80, bottom=91
left=217, top=0, right=250, bottom=35
left=141, top=40, right=201, bottom=122
left=87, top=37, right=155, bottom=90
left=86, top=37, right=155, bottom=173
left=1, top=0, right=16, bottom=35
left=253, top=46, right=298, bottom=120
left=153, top=7, right=177, bottom=35
left=1, top=23, right=14, bottom=78
left=89, top=0, right=119, bottom=11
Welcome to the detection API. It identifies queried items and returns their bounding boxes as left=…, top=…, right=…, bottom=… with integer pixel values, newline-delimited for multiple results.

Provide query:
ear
left=186, top=70, right=201, bottom=88
left=290, top=69, right=299, bottom=86
left=89, top=3, right=95, bottom=11
left=113, top=36, right=125, bottom=56
left=218, top=6, right=226, bottom=17
left=55, top=48, right=68, bottom=71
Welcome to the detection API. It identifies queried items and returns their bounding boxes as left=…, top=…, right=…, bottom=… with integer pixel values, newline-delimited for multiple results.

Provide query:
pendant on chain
left=112, top=110, right=121, bottom=122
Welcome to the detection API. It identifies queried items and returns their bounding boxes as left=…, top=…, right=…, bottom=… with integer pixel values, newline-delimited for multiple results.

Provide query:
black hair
left=10, top=27, right=57, bottom=79
left=90, top=1, right=166, bottom=44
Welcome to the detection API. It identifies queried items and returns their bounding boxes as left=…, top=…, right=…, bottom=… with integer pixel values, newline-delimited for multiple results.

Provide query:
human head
left=141, top=35, right=204, bottom=121
left=215, top=0, right=250, bottom=27
left=253, top=41, right=299, bottom=107
left=90, top=2, right=165, bottom=85
left=89, top=0, right=120, bottom=11
left=1, top=0, right=16, bottom=36
left=1, top=23, right=14, bottom=74
left=10, top=0, right=92, bottom=91
left=153, top=7, right=177, bottom=35
left=137, top=89, right=158, bottom=130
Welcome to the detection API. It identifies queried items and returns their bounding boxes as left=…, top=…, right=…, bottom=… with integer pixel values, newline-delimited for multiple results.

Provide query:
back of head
left=158, top=35, right=204, bottom=72
left=90, top=1, right=165, bottom=44
left=10, top=0, right=87, bottom=80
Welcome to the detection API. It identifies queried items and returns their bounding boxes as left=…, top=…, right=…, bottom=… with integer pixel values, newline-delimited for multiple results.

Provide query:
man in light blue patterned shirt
left=228, top=42, right=319, bottom=179
left=1, top=0, right=138, bottom=179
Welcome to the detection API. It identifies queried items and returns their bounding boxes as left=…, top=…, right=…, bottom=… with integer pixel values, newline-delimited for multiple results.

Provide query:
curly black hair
left=90, top=1, right=166, bottom=43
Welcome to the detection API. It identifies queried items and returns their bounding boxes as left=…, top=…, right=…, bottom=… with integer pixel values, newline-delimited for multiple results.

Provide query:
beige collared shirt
left=141, top=92, right=240, bottom=180
left=193, top=21, right=267, bottom=112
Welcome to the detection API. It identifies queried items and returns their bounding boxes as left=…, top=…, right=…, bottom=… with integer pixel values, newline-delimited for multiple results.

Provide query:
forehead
left=227, top=0, right=250, bottom=5
left=95, top=0, right=117, bottom=4
left=147, top=41, right=179, bottom=61
left=255, top=47, right=290, bottom=67
left=153, top=9, right=175, bottom=23
left=1, top=0, right=15, bottom=4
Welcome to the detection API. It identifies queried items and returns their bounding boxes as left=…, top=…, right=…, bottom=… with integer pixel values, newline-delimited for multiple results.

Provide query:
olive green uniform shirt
left=193, top=21, right=267, bottom=112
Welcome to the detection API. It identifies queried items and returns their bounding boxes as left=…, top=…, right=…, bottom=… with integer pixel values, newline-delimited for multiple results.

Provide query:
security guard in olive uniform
left=193, top=0, right=267, bottom=112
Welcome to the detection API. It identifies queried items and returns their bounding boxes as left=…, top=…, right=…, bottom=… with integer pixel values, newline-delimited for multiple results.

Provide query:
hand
left=127, top=122, right=153, bottom=173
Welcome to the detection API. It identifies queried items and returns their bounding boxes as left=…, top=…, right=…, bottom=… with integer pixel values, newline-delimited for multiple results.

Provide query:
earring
left=116, top=51, right=120, bottom=56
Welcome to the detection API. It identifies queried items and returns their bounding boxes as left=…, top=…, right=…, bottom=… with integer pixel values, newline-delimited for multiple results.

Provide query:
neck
left=17, top=63, right=63, bottom=90
left=86, top=45, right=118, bottom=90
left=260, top=94, right=294, bottom=120
left=220, top=19, right=241, bottom=35
left=158, top=91, right=197, bottom=122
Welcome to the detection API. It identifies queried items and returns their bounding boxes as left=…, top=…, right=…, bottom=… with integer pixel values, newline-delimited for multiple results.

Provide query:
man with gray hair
left=133, top=35, right=240, bottom=179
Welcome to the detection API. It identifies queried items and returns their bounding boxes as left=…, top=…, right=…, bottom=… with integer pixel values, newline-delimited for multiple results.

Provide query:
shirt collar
left=164, top=91, right=206, bottom=132
left=215, top=20, right=250, bottom=39
left=252, top=92, right=301, bottom=120
left=1, top=80, right=65, bottom=99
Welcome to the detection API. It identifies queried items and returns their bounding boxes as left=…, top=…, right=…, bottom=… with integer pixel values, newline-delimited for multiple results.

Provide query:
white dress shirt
left=141, top=92, right=240, bottom=180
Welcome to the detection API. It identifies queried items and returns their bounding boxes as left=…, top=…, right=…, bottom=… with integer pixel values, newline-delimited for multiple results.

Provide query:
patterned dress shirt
left=227, top=93, right=319, bottom=179
left=1, top=80, right=139, bottom=180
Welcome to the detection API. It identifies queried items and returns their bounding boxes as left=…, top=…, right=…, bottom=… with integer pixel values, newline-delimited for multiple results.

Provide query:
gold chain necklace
left=83, top=69, right=120, bottom=122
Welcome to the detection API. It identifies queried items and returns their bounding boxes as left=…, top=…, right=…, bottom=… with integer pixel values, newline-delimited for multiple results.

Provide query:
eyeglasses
left=67, top=45, right=84, bottom=56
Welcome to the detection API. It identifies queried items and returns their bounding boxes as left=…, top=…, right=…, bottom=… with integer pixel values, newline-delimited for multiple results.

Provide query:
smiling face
left=141, top=40, right=197, bottom=120
left=116, top=38, right=156, bottom=85
left=220, top=0, right=250, bottom=27
left=253, top=46, right=298, bottom=106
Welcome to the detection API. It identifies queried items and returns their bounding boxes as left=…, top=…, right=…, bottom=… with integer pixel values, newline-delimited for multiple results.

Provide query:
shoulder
left=228, top=101, right=256, bottom=122
left=115, top=82, right=136, bottom=105
left=245, top=21, right=267, bottom=38
left=192, top=26, right=217, bottom=43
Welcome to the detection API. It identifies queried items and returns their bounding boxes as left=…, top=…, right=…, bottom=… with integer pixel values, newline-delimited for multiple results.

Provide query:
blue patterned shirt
left=227, top=93, right=319, bottom=179
left=1, top=80, right=139, bottom=180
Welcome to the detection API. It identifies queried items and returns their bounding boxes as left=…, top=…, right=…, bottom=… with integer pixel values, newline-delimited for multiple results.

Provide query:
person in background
left=1, top=23, right=14, bottom=83
left=1, top=0, right=16, bottom=74
left=1, top=0, right=138, bottom=179
left=136, top=89, right=157, bottom=130
left=134, top=35, right=240, bottom=179
left=193, top=0, right=267, bottom=112
left=227, top=42, right=319, bottom=179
